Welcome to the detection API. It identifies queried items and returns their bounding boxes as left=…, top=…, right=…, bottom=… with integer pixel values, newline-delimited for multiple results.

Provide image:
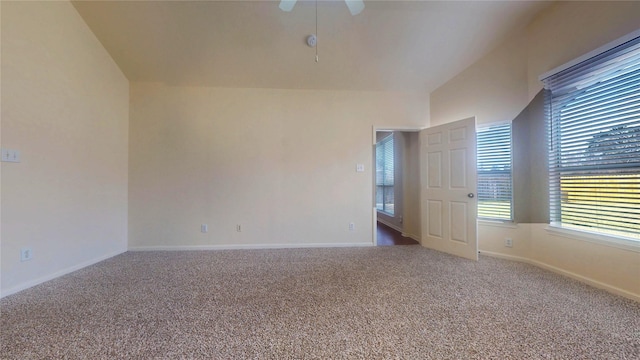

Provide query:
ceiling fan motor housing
left=307, top=34, right=317, bottom=47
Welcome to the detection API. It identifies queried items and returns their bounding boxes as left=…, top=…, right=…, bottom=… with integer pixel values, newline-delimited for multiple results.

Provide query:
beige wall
left=526, top=1, right=640, bottom=100
left=511, top=90, right=548, bottom=224
left=401, top=132, right=421, bottom=240
left=129, top=83, right=428, bottom=249
left=431, top=1, right=640, bottom=125
left=530, top=225, right=640, bottom=297
left=0, top=2, right=3, bottom=297
left=1, top=1, right=129, bottom=296
left=3, top=0, right=635, bottom=299
left=480, top=223, right=640, bottom=300
left=430, top=1, right=640, bottom=300
left=430, top=31, right=529, bottom=127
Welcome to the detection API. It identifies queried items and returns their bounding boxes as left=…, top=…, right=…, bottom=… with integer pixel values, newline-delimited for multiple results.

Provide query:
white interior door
left=420, top=117, right=478, bottom=260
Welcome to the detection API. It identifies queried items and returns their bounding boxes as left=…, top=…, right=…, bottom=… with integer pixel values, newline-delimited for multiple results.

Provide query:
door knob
left=468, top=193, right=475, bottom=198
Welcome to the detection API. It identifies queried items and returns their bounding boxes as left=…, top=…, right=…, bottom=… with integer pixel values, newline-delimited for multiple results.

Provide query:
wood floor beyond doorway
left=376, top=222, right=419, bottom=246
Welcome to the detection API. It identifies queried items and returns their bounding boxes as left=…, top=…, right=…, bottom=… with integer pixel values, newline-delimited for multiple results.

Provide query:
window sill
left=545, top=223, right=640, bottom=253
left=376, top=210, right=395, bottom=217
left=477, top=219, right=518, bottom=229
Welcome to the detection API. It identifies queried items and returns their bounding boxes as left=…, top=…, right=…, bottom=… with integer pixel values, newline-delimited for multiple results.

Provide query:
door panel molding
left=420, top=117, right=478, bottom=260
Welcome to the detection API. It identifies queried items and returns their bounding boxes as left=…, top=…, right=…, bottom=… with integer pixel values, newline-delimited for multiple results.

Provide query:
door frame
left=371, top=126, right=424, bottom=246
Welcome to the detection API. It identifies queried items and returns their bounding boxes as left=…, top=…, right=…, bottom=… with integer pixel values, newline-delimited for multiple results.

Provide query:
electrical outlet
left=236, top=224, right=242, bottom=232
left=349, top=222, right=355, bottom=231
left=504, top=238, right=513, bottom=248
left=20, top=248, right=32, bottom=262
left=201, top=224, right=208, bottom=233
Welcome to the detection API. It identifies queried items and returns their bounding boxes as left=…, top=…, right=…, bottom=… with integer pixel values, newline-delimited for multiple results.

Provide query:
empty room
left=1, top=0, right=639, bottom=358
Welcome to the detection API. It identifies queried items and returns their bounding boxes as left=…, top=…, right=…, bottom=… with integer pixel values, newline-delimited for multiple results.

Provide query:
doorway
left=373, top=129, right=421, bottom=246
left=377, top=222, right=419, bottom=246
left=373, top=118, right=478, bottom=259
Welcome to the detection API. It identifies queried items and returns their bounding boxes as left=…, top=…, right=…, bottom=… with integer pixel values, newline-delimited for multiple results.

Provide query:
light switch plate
left=356, top=164, right=365, bottom=172
left=1, top=148, right=21, bottom=163
left=20, top=248, right=32, bottom=262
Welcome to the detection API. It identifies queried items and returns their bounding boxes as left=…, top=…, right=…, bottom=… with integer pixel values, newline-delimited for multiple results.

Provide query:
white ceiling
left=72, top=0, right=551, bottom=92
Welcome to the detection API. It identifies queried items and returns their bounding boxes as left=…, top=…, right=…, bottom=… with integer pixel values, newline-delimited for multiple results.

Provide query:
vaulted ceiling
left=72, top=0, right=550, bottom=92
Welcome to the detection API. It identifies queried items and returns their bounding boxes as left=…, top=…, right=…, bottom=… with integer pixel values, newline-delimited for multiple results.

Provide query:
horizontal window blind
left=477, top=124, right=512, bottom=220
left=376, top=134, right=394, bottom=214
left=543, top=35, right=640, bottom=240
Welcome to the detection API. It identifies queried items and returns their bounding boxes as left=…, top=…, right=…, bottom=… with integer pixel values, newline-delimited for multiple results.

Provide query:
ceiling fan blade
left=279, top=0, right=297, bottom=12
left=344, top=0, right=364, bottom=16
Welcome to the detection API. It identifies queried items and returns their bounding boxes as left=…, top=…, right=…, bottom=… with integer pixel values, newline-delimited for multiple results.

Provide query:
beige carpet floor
left=1, top=246, right=639, bottom=359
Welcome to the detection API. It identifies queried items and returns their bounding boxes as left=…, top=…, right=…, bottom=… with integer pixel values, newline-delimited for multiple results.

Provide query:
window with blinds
left=376, top=134, right=394, bottom=215
left=542, top=35, right=640, bottom=241
left=477, top=124, right=513, bottom=220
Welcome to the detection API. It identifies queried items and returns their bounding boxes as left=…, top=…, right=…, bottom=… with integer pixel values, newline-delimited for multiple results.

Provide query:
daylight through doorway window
left=477, top=123, right=513, bottom=220
left=376, top=134, right=394, bottom=215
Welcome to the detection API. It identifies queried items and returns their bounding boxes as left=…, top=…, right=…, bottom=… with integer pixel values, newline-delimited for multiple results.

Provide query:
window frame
left=542, top=32, right=640, bottom=243
left=375, top=134, right=395, bottom=215
left=476, top=122, right=514, bottom=222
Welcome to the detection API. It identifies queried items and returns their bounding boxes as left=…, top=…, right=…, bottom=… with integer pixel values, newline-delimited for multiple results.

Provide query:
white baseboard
left=129, top=242, right=374, bottom=252
left=480, top=250, right=640, bottom=303
left=376, top=219, right=420, bottom=243
left=401, top=233, right=421, bottom=243
left=377, top=218, right=403, bottom=233
left=1, top=249, right=127, bottom=299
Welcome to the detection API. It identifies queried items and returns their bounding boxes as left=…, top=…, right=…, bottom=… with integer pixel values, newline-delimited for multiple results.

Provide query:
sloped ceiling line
left=72, top=0, right=550, bottom=92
